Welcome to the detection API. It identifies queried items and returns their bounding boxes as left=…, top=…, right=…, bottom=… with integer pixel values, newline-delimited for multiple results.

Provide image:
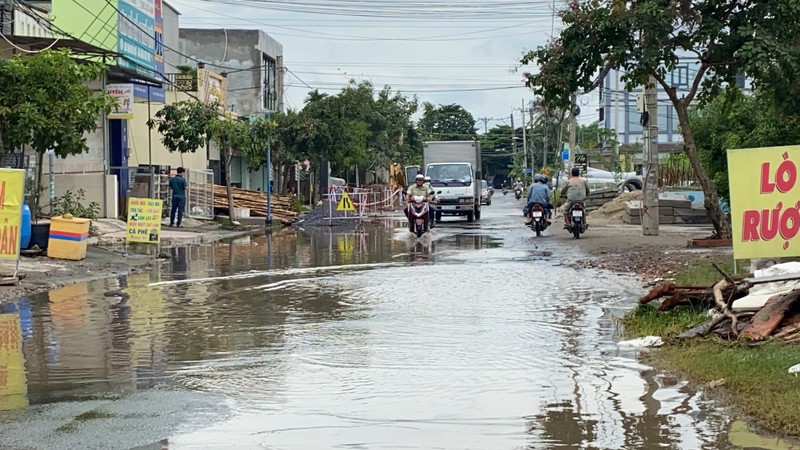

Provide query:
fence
left=187, top=169, right=214, bottom=220
left=108, top=167, right=214, bottom=220
left=322, top=187, right=404, bottom=221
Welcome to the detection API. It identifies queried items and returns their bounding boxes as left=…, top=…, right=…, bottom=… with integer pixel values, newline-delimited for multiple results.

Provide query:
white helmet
left=415, top=174, right=425, bottom=181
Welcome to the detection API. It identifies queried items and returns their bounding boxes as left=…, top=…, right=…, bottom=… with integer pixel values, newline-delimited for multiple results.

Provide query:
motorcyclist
left=513, top=179, right=524, bottom=191
left=524, top=174, right=553, bottom=224
left=405, top=174, right=435, bottom=232
left=424, top=175, right=436, bottom=228
left=560, top=167, right=590, bottom=228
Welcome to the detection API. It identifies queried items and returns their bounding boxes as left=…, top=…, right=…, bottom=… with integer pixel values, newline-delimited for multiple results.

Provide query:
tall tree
left=521, top=0, right=800, bottom=239
left=0, top=49, right=114, bottom=218
left=690, top=90, right=800, bottom=202
left=418, top=103, right=477, bottom=141
left=150, top=101, right=272, bottom=219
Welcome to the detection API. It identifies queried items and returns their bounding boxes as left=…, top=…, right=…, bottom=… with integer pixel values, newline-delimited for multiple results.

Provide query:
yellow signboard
left=728, top=145, right=800, bottom=259
left=126, top=197, right=164, bottom=243
left=0, top=314, right=28, bottom=411
left=336, top=192, right=356, bottom=212
left=0, top=169, right=25, bottom=260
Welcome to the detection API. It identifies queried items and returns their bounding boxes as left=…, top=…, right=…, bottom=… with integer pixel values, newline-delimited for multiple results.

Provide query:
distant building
left=178, top=28, right=284, bottom=190
left=179, top=28, right=284, bottom=116
left=598, top=64, right=751, bottom=164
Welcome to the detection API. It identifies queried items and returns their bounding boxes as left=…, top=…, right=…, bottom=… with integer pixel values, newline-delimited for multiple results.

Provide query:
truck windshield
left=426, top=164, right=472, bottom=186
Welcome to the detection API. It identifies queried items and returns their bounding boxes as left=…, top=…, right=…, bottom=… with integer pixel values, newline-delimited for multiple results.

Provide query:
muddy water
left=0, top=205, right=793, bottom=449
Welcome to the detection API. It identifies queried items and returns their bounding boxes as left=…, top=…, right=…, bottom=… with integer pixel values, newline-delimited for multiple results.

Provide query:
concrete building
left=179, top=28, right=284, bottom=116
left=599, top=65, right=751, bottom=148
left=178, top=28, right=284, bottom=191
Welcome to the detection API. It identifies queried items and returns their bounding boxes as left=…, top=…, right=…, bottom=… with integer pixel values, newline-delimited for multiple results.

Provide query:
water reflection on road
left=0, top=208, right=795, bottom=449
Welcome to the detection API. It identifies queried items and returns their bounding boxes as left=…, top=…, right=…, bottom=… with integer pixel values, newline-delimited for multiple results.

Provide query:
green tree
left=150, top=100, right=272, bottom=219
left=418, top=103, right=477, bottom=141
left=690, top=91, right=800, bottom=202
left=0, top=49, right=114, bottom=218
left=521, top=0, right=800, bottom=239
left=299, top=81, right=419, bottom=183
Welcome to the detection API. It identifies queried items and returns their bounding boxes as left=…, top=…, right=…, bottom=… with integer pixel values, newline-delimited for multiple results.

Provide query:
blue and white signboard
left=117, top=0, right=165, bottom=103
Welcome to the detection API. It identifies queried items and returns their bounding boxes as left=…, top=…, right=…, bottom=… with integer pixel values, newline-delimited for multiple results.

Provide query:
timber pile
left=639, top=262, right=800, bottom=343
left=213, top=185, right=298, bottom=221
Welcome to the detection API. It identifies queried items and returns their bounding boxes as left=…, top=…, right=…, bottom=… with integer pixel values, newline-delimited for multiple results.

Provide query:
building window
left=671, top=65, right=689, bottom=87
left=628, top=98, right=643, bottom=133
left=263, top=55, right=277, bottom=112
left=658, top=104, right=669, bottom=132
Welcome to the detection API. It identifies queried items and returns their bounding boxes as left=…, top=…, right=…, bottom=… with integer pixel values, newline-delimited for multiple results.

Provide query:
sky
left=167, top=0, right=605, bottom=132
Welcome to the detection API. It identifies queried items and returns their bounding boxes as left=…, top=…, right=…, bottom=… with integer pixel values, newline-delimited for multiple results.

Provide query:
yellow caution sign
left=336, top=192, right=356, bottom=211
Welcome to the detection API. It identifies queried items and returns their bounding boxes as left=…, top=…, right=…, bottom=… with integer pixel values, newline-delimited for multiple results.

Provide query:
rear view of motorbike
left=566, top=201, right=587, bottom=239
left=528, top=204, right=549, bottom=237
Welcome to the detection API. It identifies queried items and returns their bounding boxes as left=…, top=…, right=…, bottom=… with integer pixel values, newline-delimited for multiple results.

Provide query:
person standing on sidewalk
left=169, top=167, right=187, bottom=227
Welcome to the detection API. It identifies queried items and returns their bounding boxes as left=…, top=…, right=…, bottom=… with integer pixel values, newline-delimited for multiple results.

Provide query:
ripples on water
left=0, top=229, right=793, bottom=449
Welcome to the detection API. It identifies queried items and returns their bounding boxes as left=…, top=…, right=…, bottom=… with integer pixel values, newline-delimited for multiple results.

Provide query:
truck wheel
left=435, top=212, right=442, bottom=223
left=466, top=212, right=474, bottom=222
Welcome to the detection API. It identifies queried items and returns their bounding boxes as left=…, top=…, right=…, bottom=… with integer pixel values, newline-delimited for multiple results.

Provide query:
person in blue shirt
left=169, top=167, right=187, bottom=227
left=523, top=174, right=553, bottom=224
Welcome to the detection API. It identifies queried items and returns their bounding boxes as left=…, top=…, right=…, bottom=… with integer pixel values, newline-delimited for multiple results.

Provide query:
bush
left=50, top=189, right=100, bottom=221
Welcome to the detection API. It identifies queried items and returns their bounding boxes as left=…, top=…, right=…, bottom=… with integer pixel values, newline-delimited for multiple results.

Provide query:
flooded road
left=0, top=195, right=793, bottom=449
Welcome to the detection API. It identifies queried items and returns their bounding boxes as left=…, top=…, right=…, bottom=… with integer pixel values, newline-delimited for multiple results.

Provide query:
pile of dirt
left=588, top=190, right=642, bottom=224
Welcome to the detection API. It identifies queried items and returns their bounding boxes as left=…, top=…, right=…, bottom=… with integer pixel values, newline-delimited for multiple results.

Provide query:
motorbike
left=408, top=195, right=430, bottom=238
left=514, top=188, right=522, bottom=200
left=565, top=201, right=587, bottom=239
left=502, top=188, right=508, bottom=196
left=527, top=203, right=550, bottom=237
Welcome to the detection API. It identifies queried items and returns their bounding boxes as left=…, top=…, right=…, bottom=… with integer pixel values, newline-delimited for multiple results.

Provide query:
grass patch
left=622, top=303, right=710, bottom=338
left=672, top=258, right=735, bottom=286
left=660, top=340, right=800, bottom=435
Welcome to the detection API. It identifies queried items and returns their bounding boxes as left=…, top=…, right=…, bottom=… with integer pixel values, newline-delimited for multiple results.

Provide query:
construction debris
left=639, top=262, right=800, bottom=343
left=213, top=185, right=298, bottom=222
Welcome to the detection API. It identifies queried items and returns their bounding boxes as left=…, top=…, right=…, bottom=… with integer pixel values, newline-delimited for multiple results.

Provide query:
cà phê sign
left=728, top=146, right=800, bottom=258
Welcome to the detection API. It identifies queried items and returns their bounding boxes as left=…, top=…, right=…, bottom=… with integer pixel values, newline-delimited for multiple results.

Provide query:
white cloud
left=170, top=0, right=563, bottom=128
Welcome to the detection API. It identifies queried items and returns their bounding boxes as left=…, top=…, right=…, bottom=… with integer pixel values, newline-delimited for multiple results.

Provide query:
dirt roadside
left=0, top=247, right=153, bottom=303
left=552, top=223, right=732, bottom=283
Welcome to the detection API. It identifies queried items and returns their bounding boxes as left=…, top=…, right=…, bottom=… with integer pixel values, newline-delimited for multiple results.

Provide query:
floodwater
left=0, top=196, right=796, bottom=449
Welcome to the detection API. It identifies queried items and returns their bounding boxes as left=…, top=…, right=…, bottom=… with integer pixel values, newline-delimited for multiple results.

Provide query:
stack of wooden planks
left=213, top=185, right=298, bottom=220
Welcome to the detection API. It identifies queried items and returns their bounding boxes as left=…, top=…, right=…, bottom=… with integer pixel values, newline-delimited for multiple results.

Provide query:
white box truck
left=423, top=141, right=482, bottom=222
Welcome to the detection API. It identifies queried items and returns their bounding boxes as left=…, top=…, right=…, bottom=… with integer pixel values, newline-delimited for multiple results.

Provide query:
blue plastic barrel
left=20, top=202, right=32, bottom=250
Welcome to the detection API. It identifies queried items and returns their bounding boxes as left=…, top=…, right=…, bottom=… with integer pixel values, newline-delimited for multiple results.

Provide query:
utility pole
left=614, top=71, right=620, bottom=158
left=641, top=76, right=659, bottom=235
left=510, top=112, right=516, bottom=154
left=521, top=100, right=528, bottom=173
left=530, top=104, right=535, bottom=171
left=567, top=93, right=577, bottom=174
left=543, top=106, right=548, bottom=168
left=480, top=117, right=489, bottom=133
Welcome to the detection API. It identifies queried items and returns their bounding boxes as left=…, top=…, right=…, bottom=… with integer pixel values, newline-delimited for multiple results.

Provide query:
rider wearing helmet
left=523, top=173, right=552, bottom=224
left=406, top=173, right=435, bottom=231
left=424, top=176, right=436, bottom=228
left=560, top=167, right=590, bottom=228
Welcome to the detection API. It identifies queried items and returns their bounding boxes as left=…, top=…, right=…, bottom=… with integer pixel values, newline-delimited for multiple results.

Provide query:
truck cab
left=423, top=141, right=482, bottom=223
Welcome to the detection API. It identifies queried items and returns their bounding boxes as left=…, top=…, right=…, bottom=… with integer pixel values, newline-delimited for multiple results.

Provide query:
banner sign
left=0, top=169, right=25, bottom=260
left=126, top=197, right=163, bottom=243
left=728, top=145, right=800, bottom=259
left=106, top=84, right=134, bottom=119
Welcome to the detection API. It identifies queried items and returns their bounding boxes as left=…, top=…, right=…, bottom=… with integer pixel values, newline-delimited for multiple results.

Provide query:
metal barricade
left=187, top=169, right=214, bottom=219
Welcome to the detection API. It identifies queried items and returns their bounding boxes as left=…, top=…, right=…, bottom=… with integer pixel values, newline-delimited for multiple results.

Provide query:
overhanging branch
left=580, top=62, right=613, bottom=94
left=684, top=62, right=709, bottom=105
